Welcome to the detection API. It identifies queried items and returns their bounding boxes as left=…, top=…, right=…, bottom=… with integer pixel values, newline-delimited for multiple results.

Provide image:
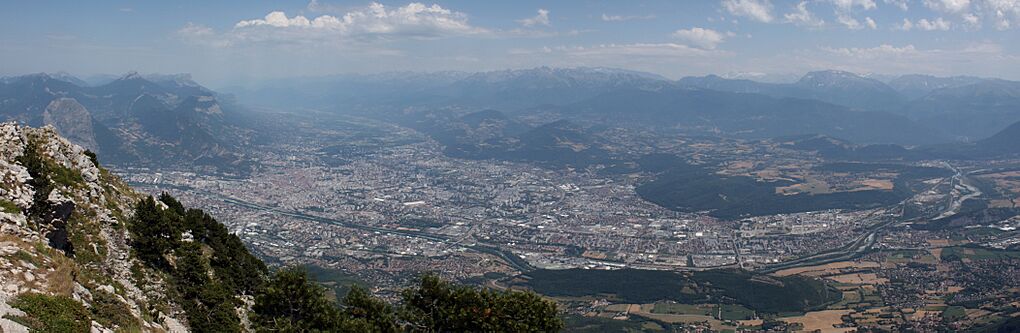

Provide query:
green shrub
left=49, top=163, right=85, bottom=188
left=6, top=293, right=92, bottom=333
left=90, top=290, right=140, bottom=331
left=84, top=150, right=100, bottom=167
left=0, top=199, right=20, bottom=214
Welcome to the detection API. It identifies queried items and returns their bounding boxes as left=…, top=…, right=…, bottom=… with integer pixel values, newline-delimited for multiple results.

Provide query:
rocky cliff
left=0, top=122, right=188, bottom=332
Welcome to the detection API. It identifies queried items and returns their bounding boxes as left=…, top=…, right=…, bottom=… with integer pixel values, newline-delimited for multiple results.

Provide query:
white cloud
left=894, top=17, right=953, bottom=30
left=883, top=0, right=909, bottom=10
left=822, top=44, right=918, bottom=58
left=235, top=11, right=312, bottom=28
left=837, top=13, right=865, bottom=29
left=721, top=0, right=774, bottom=23
left=176, top=23, right=231, bottom=48
left=919, top=0, right=1020, bottom=30
left=184, top=3, right=487, bottom=47
left=235, top=3, right=483, bottom=37
left=917, top=17, right=953, bottom=30
left=784, top=2, right=826, bottom=27
left=518, top=9, right=551, bottom=27
left=865, top=16, right=878, bottom=28
left=828, top=0, right=878, bottom=11
left=672, top=27, right=727, bottom=49
left=178, top=22, right=214, bottom=36
left=981, top=0, right=1020, bottom=30
left=600, top=13, right=655, bottom=21
left=996, top=18, right=1010, bottom=29
left=924, top=0, right=972, bottom=12
left=895, top=18, right=915, bottom=30
left=306, top=0, right=346, bottom=13
left=825, top=0, right=877, bottom=30
left=962, top=12, right=981, bottom=26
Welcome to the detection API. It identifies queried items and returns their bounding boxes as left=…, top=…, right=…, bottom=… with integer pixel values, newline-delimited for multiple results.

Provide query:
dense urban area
left=120, top=111, right=1020, bottom=332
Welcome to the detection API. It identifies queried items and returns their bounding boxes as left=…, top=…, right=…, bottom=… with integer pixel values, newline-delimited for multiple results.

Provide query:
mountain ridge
left=0, top=73, right=249, bottom=172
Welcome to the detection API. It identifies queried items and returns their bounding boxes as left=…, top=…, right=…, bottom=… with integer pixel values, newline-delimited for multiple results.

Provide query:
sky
left=2, top=0, right=1020, bottom=86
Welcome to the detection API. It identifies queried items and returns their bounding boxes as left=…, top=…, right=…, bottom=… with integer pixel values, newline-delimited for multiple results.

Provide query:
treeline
left=254, top=267, right=562, bottom=332
left=130, top=194, right=268, bottom=331
left=129, top=193, right=562, bottom=332
left=521, top=268, right=840, bottom=314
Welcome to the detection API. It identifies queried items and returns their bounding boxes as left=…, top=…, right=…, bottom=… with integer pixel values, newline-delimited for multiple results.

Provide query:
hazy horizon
left=0, top=66, right=1008, bottom=92
left=3, top=0, right=1020, bottom=87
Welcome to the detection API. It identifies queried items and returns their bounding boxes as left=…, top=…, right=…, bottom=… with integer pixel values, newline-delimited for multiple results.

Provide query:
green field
left=651, top=303, right=713, bottom=316
left=719, top=304, right=755, bottom=321
left=942, top=306, right=967, bottom=322
left=883, top=249, right=937, bottom=264
left=562, top=314, right=666, bottom=332
left=940, top=246, right=1020, bottom=262
left=649, top=302, right=755, bottom=321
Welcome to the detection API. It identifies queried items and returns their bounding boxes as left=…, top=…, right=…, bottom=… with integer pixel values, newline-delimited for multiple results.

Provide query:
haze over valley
left=3, top=1, right=1020, bottom=332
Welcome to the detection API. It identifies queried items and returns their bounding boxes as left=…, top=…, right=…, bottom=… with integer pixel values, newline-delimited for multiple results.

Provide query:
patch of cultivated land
left=780, top=309, right=854, bottom=333
left=773, top=261, right=880, bottom=277
left=651, top=303, right=713, bottom=316
left=628, top=304, right=733, bottom=331
left=855, top=179, right=894, bottom=191
left=776, top=177, right=831, bottom=195
left=827, top=273, right=888, bottom=285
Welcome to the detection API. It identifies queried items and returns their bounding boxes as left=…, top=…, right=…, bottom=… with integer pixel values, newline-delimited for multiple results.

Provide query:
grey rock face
left=43, top=98, right=98, bottom=152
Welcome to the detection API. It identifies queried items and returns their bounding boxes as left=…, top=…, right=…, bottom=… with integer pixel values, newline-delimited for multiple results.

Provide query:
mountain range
left=678, top=70, right=1020, bottom=141
left=0, top=72, right=249, bottom=171
left=6, top=67, right=1020, bottom=172
left=228, top=67, right=1020, bottom=145
left=226, top=67, right=674, bottom=111
left=777, top=119, right=1020, bottom=161
left=551, top=87, right=941, bottom=145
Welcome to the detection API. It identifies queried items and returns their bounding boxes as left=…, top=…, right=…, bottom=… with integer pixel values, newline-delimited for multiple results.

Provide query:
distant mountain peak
left=23, top=72, right=52, bottom=80
left=719, top=72, right=801, bottom=83
left=144, top=73, right=198, bottom=87
left=460, top=109, right=508, bottom=121
left=463, top=66, right=670, bottom=83
left=797, top=70, right=878, bottom=87
left=803, top=69, right=859, bottom=77
left=0, top=71, right=244, bottom=170
left=888, top=74, right=986, bottom=99
left=11, top=73, right=60, bottom=85
left=121, top=71, right=142, bottom=80
left=49, top=71, right=88, bottom=86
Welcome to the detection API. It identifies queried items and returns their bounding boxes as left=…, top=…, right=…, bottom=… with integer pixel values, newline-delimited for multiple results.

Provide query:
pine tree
left=129, top=196, right=182, bottom=269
